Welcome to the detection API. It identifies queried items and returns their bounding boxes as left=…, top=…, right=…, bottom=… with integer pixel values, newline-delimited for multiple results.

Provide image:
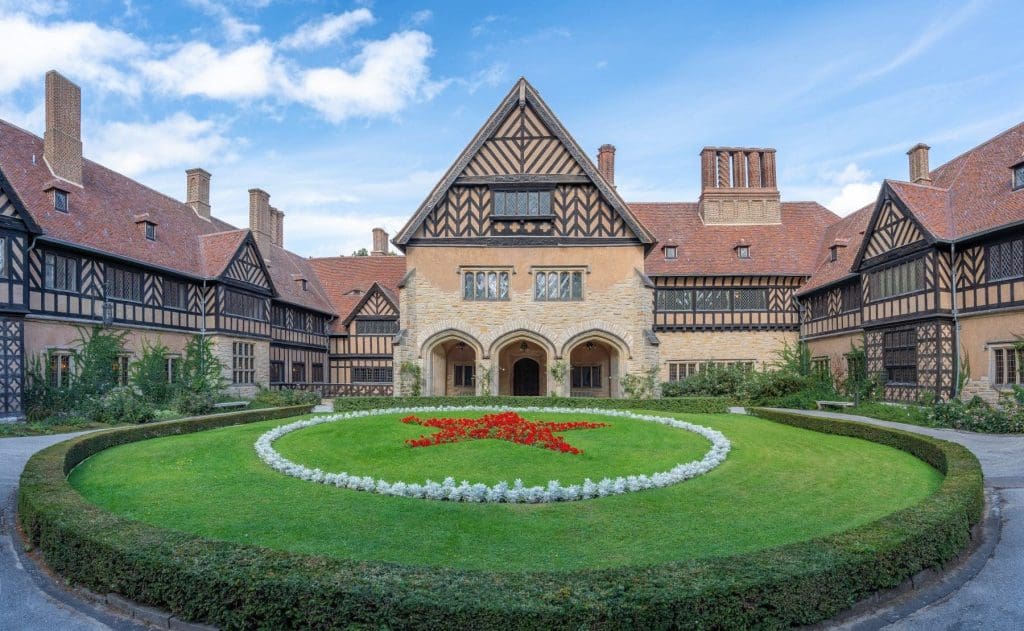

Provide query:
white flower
left=254, top=406, right=731, bottom=504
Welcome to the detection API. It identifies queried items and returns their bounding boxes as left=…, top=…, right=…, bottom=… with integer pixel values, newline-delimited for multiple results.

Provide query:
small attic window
left=1014, top=163, right=1024, bottom=191
left=664, top=246, right=678, bottom=260
left=737, top=246, right=751, bottom=259
left=301, top=279, right=308, bottom=291
left=144, top=222, right=156, bottom=241
left=830, top=246, right=839, bottom=262
left=53, top=190, right=68, bottom=213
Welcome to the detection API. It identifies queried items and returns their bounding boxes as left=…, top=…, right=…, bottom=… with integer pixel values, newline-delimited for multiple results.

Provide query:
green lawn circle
left=69, top=411, right=943, bottom=572
left=270, top=409, right=713, bottom=488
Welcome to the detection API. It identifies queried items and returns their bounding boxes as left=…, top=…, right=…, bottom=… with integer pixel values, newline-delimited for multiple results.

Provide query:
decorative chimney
left=43, top=70, right=83, bottom=186
left=907, top=143, right=931, bottom=184
left=698, top=147, right=780, bottom=224
left=597, top=144, right=616, bottom=186
left=248, top=188, right=272, bottom=244
left=270, top=207, right=285, bottom=247
left=371, top=227, right=389, bottom=256
left=186, top=168, right=211, bottom=220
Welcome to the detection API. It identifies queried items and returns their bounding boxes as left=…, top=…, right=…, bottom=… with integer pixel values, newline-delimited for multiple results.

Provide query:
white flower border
left=255, top=406, right=731, bottom=503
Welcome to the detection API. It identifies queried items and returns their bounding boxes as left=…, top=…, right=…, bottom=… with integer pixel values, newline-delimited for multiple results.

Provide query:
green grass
left=847, top=401, right=932, bottom=427
left=274, top=411, right=709, bottom=486
left=69, top=409, right=943, bottom=572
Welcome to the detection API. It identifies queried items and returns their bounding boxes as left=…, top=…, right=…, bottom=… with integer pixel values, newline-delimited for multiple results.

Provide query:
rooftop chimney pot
left=43, top=70, right=83, bottom=186
left=907, top=143, right=932, bottom=184
left=597, top=144, right=616, bottom=187
left=371, top=227, right=389, bottom=256
left=248, top=188, right=272, bottom=244
left=186, top=168, right=211, bottom=220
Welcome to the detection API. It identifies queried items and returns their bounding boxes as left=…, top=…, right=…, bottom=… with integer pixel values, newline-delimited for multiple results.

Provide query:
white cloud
left=407, top=10, right=432, bottom=26
left=187, top=0, right=260, bottom=43
left=471, top=15, right=499, bottom=38
left=0, top=14, right=145, bottom=95
left=0, top=0, right=67, bottom=15
left=462, top=62, right=507, bottom=94
left=824, top=163, right=879, bottom=214
left=285, top=31, right=440, bottom=122
left=138, top=42, right=279, bottom=99
left=279, top=8, right=374, bottom=50
left=89, top=113, right=232, bottom=176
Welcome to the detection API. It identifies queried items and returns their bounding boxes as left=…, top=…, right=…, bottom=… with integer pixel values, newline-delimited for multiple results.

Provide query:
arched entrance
left=496, top=338, right=548, bottom=396
left=567, top=338, right=622, bottom=398
left=512, top=358, right=540, bottom=396
left=424, top=334, right=479, bottom=396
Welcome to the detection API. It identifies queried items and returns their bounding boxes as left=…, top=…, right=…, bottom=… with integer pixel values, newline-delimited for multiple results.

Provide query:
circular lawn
left=67, top=408, right=942, bottom=572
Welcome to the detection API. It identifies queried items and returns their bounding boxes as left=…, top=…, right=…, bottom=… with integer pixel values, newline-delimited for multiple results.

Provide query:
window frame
left=311, top=362, right=325, bottom=383
left=43, top=251, right=78, bottom=293
left=144, top=222, right=156, bottom=241
left=490, top=187, right=555, bottom=219
left=53, top=189, right=68, bottom=213
left=107, top=265, right=144, bottom=304
left=985, top=236, right=1024, bottom=282
left=992, top=345, right=1024, bottom=387
left=231, top=342, right=256, bottom=385
left=667, top=360, right=755, bottom=382
left=270, top=360, right=285, bottom=384
left=351, top=366, right=393, bottom=384
left=882, top=328, right=917, bottom=385
left=162, top=278, right=189, bottom=311
left=1014, top=163, right=1024, bottom=191
left=570, top=364, right=602, bottom=390
left=737, top=246, right=751, bottom=259
left=533, top=269, right=584, bottom=302
left=462, top=269, right=511, bottom=301
left=166, top=355, right=181, bottom=384
left=870, top=257, right=925, bottom=301
left=731, top=288, right=768, bottom=312
left=355, top=319, right=399, bottom=336
left=0, top=236, right=6, bottom=279
left=291, top=361, right=306, bottom=383
left=113, top=354, right=131, bottom=385
left=664, top=246, right=678, bottom=260
left=223, top=288, right=267, bottom=321
left=453, top=363, right=475, bottom=388
left=48, top=350, right=73, bottom=387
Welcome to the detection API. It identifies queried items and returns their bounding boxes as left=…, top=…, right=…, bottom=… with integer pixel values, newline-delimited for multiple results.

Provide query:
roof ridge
left=931, top=119, right=1024, bottom=178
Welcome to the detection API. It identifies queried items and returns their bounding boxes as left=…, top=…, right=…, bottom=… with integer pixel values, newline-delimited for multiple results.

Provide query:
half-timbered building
left=3, top=70, right=1024, bottom=418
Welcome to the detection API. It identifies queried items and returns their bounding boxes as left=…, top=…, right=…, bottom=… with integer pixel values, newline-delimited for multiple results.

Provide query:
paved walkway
left=0, top=415, right=1021, bottom=629
left=775, top=409, right=1024, bottom=629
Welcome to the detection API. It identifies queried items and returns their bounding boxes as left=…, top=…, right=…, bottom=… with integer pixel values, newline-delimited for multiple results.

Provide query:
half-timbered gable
left=857, top=197, right=928, bottom=265
left=0, top=174, right=34, bottom=312
left=224, top=241, right=272, bottom=291
left=394, top=78, right=654, bottom=248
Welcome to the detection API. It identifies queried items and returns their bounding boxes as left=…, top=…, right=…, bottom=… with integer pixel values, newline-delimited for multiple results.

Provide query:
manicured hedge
left=333, top=394, right=735, bottom=415
left=19, top=405, right=983, bottom=630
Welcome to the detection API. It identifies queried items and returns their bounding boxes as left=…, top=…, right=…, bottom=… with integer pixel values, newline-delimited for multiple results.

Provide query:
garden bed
left=19, top=403, right=982, bottom=629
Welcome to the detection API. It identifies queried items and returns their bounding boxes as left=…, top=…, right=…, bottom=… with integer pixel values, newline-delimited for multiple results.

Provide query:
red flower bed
left=402, top=411, right=608, bottom=455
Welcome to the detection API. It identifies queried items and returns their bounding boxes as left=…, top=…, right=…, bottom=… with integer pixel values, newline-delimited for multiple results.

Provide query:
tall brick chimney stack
left=371, top=227, right=389, bottom=256
left=270, top=207, right=285, bottom=247
left=907, top=143, right=931, bottom=184
left=597, top=144, right=616, bottom=186
left=248, top=188, right=272, bottom=244
left=697, top=147, right=781, bottom=224
left=43, top=70, right=83, bottom=186
left=186, top=168, right=211, bottom=220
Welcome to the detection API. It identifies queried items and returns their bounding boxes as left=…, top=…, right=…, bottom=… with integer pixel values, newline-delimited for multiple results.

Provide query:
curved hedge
left=334, top=394, right=735, bottom=415
left=19, top=404, right=983, bottom=630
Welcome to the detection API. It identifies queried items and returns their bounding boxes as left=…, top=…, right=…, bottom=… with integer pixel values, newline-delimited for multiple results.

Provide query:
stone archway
left=496, top=338, right=549, bottom=396
left=563, top=331, right=629, bottom=398
left=421, top=331, right=481, bottom=396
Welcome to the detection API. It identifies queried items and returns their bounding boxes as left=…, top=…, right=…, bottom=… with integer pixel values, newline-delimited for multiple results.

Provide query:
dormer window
left=737, top=246, right=750, bottom=259
left=301, top=279, right=308, bottom=291
left=144, top=222, right=156, bottom=241
left=53, top=189, right=68, bottom=213
left=1014, top=163, right=1024, bottom=191
left=830, top=246, right=839, bottom=262
left=664, top=246, right=678, bottom=260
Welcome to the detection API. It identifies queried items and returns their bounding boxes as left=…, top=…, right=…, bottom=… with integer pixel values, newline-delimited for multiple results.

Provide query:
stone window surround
left=987, top=340, right=1024, bottom=388
left=460, top=265, right=513, bottom=302
left=531, top=266, right=587, bottom=302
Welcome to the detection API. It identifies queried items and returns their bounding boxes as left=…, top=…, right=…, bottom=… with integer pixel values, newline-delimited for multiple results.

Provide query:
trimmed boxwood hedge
left=19, top=404, right=983, bottom=630
left=333, top=394, right=736, bottom=415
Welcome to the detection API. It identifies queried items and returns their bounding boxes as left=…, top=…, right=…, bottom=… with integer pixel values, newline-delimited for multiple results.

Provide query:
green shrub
left=173, top=390, right=217, bottom=416
left=131, top=341, right=175, bottom=405
left=928, top=396, right=1024, bottom=433
left=331, top=395, right=735, bottom=415
left=175, top=335, right=226, bottom=400
left=19, top=405, right=982, bottom=630
left=254, top=387, right=321, bottom=407
left=80, top=386, right=155, bottom=424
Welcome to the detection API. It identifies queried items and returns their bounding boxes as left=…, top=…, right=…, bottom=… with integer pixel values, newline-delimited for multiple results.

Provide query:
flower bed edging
left=254, top=406, right=731, bottom=503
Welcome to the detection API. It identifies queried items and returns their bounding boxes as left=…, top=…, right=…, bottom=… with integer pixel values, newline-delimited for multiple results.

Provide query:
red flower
left=402, top=411, right=607, bottom=455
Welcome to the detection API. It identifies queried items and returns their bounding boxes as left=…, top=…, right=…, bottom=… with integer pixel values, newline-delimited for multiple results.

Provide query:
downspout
left=950, top=243, right=961, bottom=399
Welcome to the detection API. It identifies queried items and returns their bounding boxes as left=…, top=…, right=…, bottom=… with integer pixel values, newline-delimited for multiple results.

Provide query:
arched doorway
left=567, top=338, right=621, bottom=398
left=496, top=338, right=548, bottom=396
left=424, top=335, right=478, bottom=396
left=512, top=358, right=540, bottom=396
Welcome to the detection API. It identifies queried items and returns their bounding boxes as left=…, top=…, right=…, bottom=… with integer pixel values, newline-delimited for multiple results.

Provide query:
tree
left=132, top=340, right=174, bottom=405
left=352, top=248, right=369, bottom=256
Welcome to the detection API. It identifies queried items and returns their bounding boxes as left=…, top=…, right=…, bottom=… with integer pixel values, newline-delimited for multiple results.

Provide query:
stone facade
left=958, top=311, right=1024, bottom=405
left=658, top=330, right=798, bottom=381
left=209, top=335, right=270, bottom=398
left=802, top=331, right=864, bottom=382
left=396, top=245, right=658, bottom=397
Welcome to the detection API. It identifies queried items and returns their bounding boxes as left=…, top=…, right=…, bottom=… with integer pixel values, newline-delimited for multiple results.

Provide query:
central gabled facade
left=392, top=78, right=659, bottom=397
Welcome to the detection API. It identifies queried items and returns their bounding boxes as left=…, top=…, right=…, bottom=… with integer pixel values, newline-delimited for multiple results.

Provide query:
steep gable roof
left=393, top=77, right=654, bottom=247
left=798, top=203, right=873, bottom=296
left=307, top=255, right=406, bottom=332
left=633, top=201, right=839, bottom=276
left=198, top=230, right=249, bottom=278
left=262, top=242, right=334, bottom=313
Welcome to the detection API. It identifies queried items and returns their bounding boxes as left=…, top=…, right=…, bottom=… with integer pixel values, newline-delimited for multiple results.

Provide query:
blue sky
left=2, top=0, right=1022, bottom=257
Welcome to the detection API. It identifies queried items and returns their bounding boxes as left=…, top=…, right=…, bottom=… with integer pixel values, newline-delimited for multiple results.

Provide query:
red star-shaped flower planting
left=402, top=411, right=608, bottom=455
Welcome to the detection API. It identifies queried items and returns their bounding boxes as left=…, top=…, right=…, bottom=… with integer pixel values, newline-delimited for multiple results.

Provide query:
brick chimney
left=371, top=227, right=389, bottom=256
left=698, top=147, right=781, bottom=224
left=597, top=144, right=616, bottom=186
left=43, top=70, right=83, bottom=186
left=907, top=143, right=931, bottom=184
left=270, top=206, right=285, bottom=247
left=248, top=188, right=272, bottom=245
left=186, top=168, right=211, bottom=220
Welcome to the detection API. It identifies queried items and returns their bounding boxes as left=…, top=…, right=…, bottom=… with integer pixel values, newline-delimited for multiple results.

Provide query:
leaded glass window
left=656, top=289, right=692, bottom=311
left=1014, top=164, right=1024, bottom=191
left=462, top=270, right=510, bottom=301
left=731, top=289, right=767, bottom=311
left=987, top=238, right=1024, bottom=281
left=492, top=190, right=552, bottom=217
left=534, top=271, right=583, bottom=301
left=695, top=289, right=730, bottom=311
left=44, top=252, right=77, bottom=292
left=883, top=328, right=917, bottom=384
